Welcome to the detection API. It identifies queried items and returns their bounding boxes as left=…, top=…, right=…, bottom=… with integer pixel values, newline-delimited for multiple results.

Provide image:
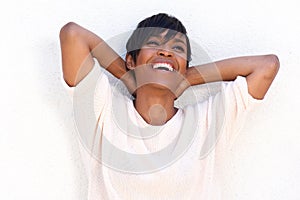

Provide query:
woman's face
left=128, top=30, right=188, bottom=93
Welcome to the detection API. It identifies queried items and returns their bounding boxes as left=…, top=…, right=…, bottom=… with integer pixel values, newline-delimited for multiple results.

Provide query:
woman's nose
left=157, top=48, right=173, bottom=57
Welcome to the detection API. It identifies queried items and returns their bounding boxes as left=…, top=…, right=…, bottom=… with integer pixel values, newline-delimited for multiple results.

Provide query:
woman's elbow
left=262, top=54, right=280, bottom=80
left=59, top=22, right=79, bottom=41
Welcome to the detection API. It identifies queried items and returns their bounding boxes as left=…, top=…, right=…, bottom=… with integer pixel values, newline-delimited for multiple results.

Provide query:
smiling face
left=126, top=30, right=189, bottom=94
left=137, top=30, right=188, bottom=73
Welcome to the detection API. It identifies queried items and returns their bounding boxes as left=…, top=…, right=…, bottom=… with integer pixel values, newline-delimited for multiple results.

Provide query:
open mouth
left=152, top=63, right=174, bottom=72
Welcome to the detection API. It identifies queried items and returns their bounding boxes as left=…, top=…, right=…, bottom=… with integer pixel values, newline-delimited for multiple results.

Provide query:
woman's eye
left=146, top=40, right=159, bottom=46
left=173, top=46, right=185, bottom=52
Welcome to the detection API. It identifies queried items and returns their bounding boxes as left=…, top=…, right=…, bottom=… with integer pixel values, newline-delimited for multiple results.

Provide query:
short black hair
left=126, top=13, right=191, bottom=67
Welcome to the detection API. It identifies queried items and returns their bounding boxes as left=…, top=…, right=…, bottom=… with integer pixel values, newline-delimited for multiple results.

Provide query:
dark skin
left=60, top=22, right=280, bottom=125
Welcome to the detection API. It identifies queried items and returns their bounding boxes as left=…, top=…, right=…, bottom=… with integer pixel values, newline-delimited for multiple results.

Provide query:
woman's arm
left=183, top=55, right=280, bottom=99
left=59, top=22, right=131, bottom=87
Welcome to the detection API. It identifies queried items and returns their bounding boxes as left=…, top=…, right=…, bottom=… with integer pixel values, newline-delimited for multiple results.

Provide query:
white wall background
left=1, top=0, right=299, bottom=199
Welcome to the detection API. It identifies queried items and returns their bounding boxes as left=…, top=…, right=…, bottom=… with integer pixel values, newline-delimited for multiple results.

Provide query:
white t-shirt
left=68, top=61, right=262, bottom=200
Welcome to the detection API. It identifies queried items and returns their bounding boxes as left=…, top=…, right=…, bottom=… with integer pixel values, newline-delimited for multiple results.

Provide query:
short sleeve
left=224, top=76, right=263, bottom=144
left=224, top=76, right=262, bottom=111
left=206, top=76, right=263, bottom=148
left=63, top=60, right=113, bottom=117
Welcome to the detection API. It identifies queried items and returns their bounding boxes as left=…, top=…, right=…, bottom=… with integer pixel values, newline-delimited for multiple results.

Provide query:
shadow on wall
left=35, top=38, right=88, bottom=199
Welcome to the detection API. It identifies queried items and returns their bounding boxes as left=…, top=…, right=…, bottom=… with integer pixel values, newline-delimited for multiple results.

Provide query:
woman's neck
left=134, top=87, right=177, bottom=125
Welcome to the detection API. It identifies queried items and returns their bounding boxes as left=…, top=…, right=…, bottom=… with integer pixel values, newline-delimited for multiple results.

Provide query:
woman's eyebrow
left=173, top=38, right=187, bottom=46
left=148, top=34, right=187, bottom=46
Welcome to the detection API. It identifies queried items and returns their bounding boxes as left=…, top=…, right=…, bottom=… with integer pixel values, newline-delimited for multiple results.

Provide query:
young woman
left=60, top=13, right=279, bottom=199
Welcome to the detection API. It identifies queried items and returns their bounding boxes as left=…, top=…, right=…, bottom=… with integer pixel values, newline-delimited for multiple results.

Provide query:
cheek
left=136, top=48, right=155, bottom=66
left=177, top=57, right=188, bottom=73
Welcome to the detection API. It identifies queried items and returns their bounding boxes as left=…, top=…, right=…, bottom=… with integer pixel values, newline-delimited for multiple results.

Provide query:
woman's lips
left=152, top=63, right=174, bottom=72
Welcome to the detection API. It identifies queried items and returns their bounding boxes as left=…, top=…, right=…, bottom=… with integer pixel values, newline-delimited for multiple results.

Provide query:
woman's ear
left=125, top=54, right=135, bottom=70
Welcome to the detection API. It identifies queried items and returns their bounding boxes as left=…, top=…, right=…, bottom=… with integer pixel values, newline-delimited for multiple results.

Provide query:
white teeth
left=152, top=63, right=174, bottom=71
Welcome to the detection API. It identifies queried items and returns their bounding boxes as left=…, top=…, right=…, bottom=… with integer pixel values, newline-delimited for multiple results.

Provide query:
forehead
left=148, top=29, right=187, bottom=44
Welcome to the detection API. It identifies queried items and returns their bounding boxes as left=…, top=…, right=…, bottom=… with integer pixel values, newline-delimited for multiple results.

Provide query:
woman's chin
left=134, top=66, right=185, bottom=95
